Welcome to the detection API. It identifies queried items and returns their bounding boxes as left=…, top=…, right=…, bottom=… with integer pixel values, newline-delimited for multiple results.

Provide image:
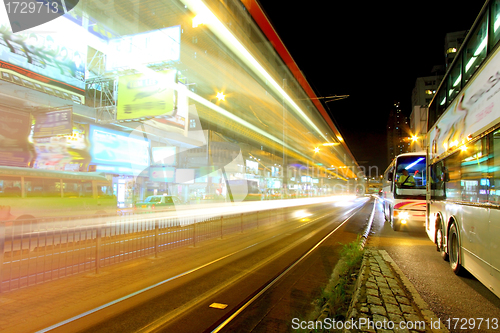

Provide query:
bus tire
left=390, top=207, right=400, bottom=231
left=436, top=223, right=448, bottom=261
left=448, top=223, right=462, bottom=275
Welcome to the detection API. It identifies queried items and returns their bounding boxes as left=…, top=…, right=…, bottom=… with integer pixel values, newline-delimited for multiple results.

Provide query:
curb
left=344, top=198, right=448, bottom=333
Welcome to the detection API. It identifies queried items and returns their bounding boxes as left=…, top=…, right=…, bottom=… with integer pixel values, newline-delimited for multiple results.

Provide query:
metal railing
left=0, top=208, right=285, bottom=293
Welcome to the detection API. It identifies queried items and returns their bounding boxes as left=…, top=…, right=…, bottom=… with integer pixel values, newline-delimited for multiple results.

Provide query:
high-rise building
left=386, top=101, right=410, bottom=164
left=444, top=31, right=468, bottom=68
left=409, top=66, right=444, bottom=152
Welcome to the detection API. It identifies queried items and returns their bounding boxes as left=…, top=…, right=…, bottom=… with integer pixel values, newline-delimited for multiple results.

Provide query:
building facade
left=0, top=0, right=361, bottom=210
left=386, top=101, right=410, bottom=165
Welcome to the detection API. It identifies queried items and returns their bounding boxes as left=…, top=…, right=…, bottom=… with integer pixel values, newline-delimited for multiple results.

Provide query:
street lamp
left=216, top=91, right=225, bottom=101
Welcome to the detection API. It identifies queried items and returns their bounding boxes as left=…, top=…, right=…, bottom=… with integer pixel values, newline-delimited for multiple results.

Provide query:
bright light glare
left=294, top=210, right=312, bottom=219
left=216, top=91, right=225, bottom=101
left=398, top=211, right=409, bottom=220
left=405, top=158, right=424, bottom=170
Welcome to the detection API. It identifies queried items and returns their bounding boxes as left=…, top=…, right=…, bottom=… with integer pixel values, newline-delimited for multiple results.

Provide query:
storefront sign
left=33, top=108, right=73, bottom=138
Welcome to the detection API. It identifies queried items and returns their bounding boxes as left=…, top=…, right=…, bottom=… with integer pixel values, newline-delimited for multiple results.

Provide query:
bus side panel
left=461, top=205, right=490, bottom=270
left=489, top=209, right=500, bottom=298
left=459, top=205, right=491, bottom=293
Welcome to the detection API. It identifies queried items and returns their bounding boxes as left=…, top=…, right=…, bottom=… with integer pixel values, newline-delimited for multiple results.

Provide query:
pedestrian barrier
left=0, top=207, right=287, bottom=293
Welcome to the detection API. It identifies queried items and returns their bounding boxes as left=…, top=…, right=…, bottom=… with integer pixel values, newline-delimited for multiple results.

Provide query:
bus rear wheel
left=448, top=223, right=462, bottom=275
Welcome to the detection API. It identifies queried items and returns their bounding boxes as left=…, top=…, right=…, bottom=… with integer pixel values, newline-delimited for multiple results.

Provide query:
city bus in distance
left=0, top=166, right=116, bottom=222
left=382, top=152, right=427, bottom=231
left=425, top=0, right=500, bottom=298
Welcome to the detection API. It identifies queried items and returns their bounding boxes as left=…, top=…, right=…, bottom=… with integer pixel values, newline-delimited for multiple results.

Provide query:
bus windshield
left=395, top=155, right=426, bottom=196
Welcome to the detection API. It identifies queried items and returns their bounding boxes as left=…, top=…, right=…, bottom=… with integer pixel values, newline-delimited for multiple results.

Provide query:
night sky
left=258, top=1, right=486, bottom=174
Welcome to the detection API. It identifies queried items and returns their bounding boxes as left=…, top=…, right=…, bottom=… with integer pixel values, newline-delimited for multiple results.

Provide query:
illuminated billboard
left=89, top=125, right=150, bottom=175
left=33, top=123, right=90, bottom=171
left=106, top=25, right=181, bottom=71
left=117, top=70, right=176, bottom=120
left=0, top=15, right=87, bottom=99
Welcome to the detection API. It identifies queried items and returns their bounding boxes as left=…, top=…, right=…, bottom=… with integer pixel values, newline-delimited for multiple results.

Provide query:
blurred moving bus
left=382, top=152, right=427, bottom=231
left=425, top=0, right=500, bottom=298
left=0, top=166, right=116, bottom=222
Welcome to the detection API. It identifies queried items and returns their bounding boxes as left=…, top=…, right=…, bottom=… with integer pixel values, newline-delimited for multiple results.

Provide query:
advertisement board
left=32, top=123, right=90, bottom=171
left=0, top=14, right=87, bottom=98
left=89, top=125, right=150, bottom=175
left=117, top=70, right=176, bottom=120
left=106, top=25, right=181, bottom=71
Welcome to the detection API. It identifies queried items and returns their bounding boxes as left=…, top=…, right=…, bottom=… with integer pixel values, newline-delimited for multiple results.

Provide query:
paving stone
left=366, top=288, right=379, bottom=296
left=386, top=303, right=402, bottom=315
left=382, top=294, right=399, bottom=306
left=373, top=314, right=388, bottom=322
left=392, top=287, right=406, bottom=296
left=379, top=287, right=393, bottom=296
left=386, top=277, right=398, bottom=285
left=388, top=313, right=405, bottom=324
left=396, top=296, right=411, bottom=305
left=372, top=270, right=382, bottom=277
left=375, top=276, right=387, bottom=283
left=400, top=304, right=416, bottom=314
left=370, top=304, right=387, bottom=316
left=381, top=270, right=395, bottom=278
left=366, top=281, right=377, bottom=289
left=377, top=281, right=390, bottom=289
left=367, top=295, right=383, bottom=305
left=360, top=306, right=369, bottom=313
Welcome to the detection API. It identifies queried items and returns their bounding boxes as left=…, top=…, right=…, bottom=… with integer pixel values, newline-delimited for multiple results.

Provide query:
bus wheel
left=390, top=208, right=400, bottom=231
left=436, top=224, right=448, bottom=261
left=448, top=223, right=462, bottom=275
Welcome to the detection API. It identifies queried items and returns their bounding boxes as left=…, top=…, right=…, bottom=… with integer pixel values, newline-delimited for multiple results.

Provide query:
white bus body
left=425, top=0, right=500, bottom=298
left=382, top=152, right=427, bottom=231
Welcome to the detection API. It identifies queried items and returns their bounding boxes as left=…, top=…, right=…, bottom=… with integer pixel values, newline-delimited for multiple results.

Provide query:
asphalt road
left=368, top=199, right=500, bottom=332
left=71, top=197, right=371, bottom=333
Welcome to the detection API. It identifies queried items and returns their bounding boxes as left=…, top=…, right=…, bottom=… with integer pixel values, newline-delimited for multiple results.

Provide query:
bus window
left=96, top=183, right=113, bottom=198
left=490, top=129, right=500, bottom=205
left=460, top=138, right=489, bottom=203
left=25, top=178, right=61, bottom=197
left=63, top=180, right=82, bottom=197
left=0, top=176, right=22, bottom=197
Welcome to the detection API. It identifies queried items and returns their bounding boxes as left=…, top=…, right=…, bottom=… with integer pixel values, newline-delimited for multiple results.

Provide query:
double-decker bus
left=426, top=0, right=500, bottom=298
left=0, top=166, right=116, bottom=222
left=382, top=152, right=427, bottom=231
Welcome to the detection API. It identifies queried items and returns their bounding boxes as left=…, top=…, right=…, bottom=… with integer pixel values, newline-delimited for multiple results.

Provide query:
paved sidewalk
left=345, top=249, right=448, bottom=333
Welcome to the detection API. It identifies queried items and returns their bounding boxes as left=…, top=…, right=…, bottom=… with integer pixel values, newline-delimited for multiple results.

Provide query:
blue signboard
left=89, top=125, right=150, bottom=175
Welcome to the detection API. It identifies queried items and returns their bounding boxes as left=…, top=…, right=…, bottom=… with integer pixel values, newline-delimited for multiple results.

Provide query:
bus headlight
left=398, top=211, right=409, bottom=224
